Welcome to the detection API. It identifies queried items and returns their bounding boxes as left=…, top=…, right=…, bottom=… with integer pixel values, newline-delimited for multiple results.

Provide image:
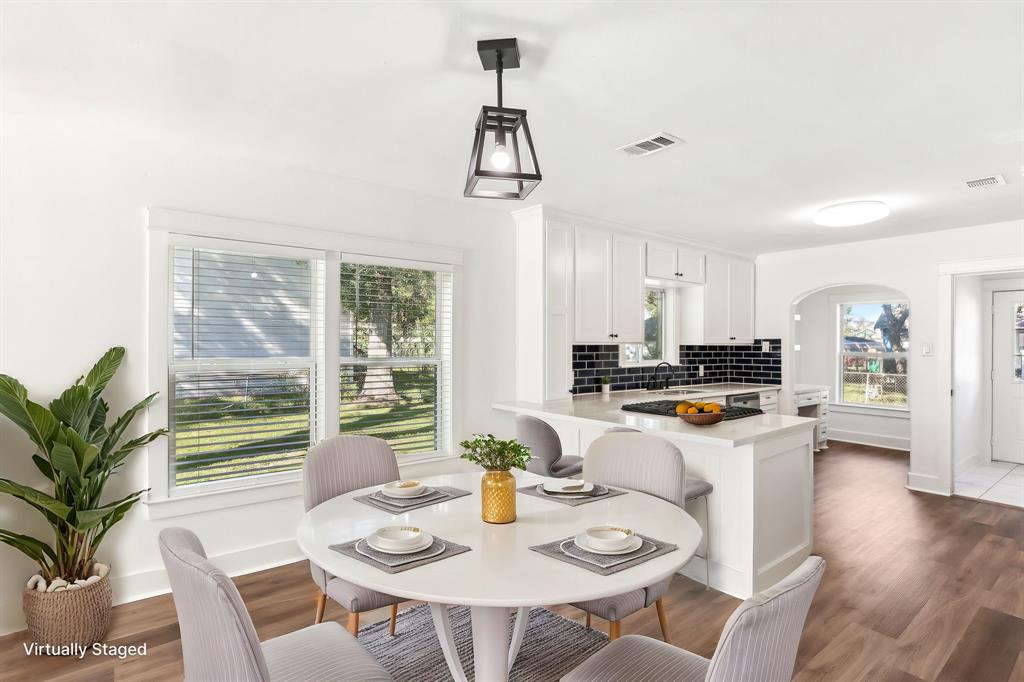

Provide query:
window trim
left=835, top=300, right=910, bottom=411
left=145, top=210, right=462, bottom=517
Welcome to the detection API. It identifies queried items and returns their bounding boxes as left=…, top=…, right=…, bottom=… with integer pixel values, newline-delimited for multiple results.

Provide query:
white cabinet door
left=645, top=241, right=677, bottom=280
left=545, top=221, right=574, bottom=399
left=612, top=234, right=644, bottom=343
left=728, top=259, right=755, bottom=342
left=574, top=225, right=613, bottom=342
left=704, top=254, right=731, bottom=343
left=676, top=247, right=706, bottom=284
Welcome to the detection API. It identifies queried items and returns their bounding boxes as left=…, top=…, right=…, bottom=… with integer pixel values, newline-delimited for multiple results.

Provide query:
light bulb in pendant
left=491, top=144, right=511, bottom=170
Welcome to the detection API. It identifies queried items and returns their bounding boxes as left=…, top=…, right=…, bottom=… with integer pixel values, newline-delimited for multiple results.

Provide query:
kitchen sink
left=655, top=389, right=701, bottom=396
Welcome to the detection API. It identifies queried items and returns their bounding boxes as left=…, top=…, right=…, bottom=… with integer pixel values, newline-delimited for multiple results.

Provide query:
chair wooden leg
left=703, top=494, right=711, bottom=590
left=347, top=611, right=360, bottom=636
left=608, top=620, right=621, bottom=641
left=655, top=598, right=671, bottom=644
left=389, top=604, right=398, bottom=636
left=585, top=612, right=591, bottom=629
left=314, top=593, right=326, bottom=624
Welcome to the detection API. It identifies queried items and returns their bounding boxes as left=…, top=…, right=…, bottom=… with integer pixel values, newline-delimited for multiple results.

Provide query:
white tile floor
left=953, top=461, right=1024, bottom=508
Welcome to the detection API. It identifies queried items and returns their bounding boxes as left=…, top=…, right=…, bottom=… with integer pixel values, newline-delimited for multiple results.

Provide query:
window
left=165, top=242, right=453, bottom=494
left=169, top=246, right=324, bottom=488
left=838, top=302, right=909, bottom=407
left=339, top=261, right=452, bottom=457
left=623, top=288, right=666, bottom=364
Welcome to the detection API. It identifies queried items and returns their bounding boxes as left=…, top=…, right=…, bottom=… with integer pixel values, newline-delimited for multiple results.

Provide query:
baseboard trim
left=109, top=538, right=304, bottom=608
left=828, top=429, right=910, bottom=451
left=906, top=472, right=950, bottom=496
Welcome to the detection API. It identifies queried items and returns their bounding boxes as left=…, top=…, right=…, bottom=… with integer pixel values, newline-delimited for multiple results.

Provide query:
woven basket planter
left=23, top=574, right=112, bottom=648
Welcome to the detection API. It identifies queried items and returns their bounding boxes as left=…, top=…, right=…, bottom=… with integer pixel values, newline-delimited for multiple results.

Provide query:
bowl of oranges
left=674, top=400, right=725, bottom=425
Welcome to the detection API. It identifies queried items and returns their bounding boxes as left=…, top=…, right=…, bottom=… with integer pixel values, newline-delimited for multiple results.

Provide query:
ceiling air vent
left=963, top=174, right=1006, bottom=189
left=618, top=132, right=684, bottom=157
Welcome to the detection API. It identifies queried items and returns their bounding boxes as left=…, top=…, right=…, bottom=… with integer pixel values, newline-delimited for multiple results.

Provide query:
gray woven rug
left=357, top=604, right=608, bottom=681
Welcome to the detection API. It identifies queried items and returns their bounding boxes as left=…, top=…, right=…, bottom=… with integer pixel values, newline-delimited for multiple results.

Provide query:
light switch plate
left=921, top=343, right=934, bottom=357
left=698, top=365, right=704, bottom=377
left=762, top=341, right=771, bottom=352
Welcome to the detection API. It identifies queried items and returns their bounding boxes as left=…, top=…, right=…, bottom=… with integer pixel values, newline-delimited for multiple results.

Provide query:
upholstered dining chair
left=562, top=555, right=826, bottom=682
left=158, top=527, right=392, bottom=682
left=304, top=435, right=405, bottom=635
left=602, top=426, right=715, bottom=589
left=571, top=432, right=687, bottom=643
left=517, top=415, right=584, bottom=478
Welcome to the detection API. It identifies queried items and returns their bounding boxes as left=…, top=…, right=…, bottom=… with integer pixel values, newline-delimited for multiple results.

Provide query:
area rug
left=357, top=604, right=609, bottom=681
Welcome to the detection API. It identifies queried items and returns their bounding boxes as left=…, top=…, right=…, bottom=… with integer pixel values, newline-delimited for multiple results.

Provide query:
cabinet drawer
left=759, top=391, right=779, bottom=406
left=796, top=392, right=819, bottom=407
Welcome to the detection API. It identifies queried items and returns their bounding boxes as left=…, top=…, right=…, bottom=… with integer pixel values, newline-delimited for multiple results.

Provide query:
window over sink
left=622, top=287, right=667, bottom=365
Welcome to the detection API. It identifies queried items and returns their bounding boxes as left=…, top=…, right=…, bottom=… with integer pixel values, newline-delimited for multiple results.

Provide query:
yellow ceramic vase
left=480, top=470, right=516, bottom=524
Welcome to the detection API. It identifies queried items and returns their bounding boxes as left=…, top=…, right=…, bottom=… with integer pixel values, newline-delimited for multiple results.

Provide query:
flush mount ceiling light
left=813, top=201, right=890, bottom=227
left=464, top=38, right=541, bottom=200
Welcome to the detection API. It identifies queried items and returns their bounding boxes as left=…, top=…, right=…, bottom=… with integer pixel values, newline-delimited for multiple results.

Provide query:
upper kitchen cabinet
left=574, top=226, right=643, bottom=343
left=645, top=241, right=706, bottom=284
left=704, top=253, right=755, bottom=343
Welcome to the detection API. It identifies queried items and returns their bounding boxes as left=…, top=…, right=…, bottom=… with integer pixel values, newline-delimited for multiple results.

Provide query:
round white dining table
left=297, top=471, right=702, bottom=682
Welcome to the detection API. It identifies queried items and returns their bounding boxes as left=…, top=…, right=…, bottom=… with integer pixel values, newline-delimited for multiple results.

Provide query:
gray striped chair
left=518, top=415, right=584, bottom=478
left=158, top=527, right=392, bottom=682
left=304, top=435, right=405, bottom=635
left=562, top=555, right=826, bottom=682
left=570, top=433, right=687, bottom=643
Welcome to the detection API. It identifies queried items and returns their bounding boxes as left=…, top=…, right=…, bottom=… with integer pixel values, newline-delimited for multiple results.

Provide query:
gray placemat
left=529, top=534, right=677, bottom=575
left=353, top=486, right=471, bottom=514
left=329, top=535, right=471, bottom=574
left=517, top=483, right=628, bottom=507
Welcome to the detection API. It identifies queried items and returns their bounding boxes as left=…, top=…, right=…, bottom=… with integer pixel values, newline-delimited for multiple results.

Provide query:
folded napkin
left=529, top=534, right=677, bottom=576
left=354, top=486, right=471, bottom=514
left=329, top=535, right=471, bottom=574
left=517, top=483, right=628, bottom=507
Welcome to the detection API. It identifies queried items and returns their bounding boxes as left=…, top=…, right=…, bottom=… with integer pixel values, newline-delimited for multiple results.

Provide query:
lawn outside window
left=837, top=301, right=909, bottom=409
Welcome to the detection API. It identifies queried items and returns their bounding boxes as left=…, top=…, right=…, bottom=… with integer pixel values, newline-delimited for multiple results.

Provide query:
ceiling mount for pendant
left=464, top=37, right=542, bottom=201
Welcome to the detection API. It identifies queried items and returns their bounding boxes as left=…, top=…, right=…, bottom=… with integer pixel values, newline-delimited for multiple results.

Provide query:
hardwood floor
left=1, top=441, right=1021, bottom=681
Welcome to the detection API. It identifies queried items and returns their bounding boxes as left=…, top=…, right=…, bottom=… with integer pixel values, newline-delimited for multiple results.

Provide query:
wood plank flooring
left=1, top=441, right=1021, bottom=681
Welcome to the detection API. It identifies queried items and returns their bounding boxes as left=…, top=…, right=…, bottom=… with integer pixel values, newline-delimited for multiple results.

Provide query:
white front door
left=991, top=290, right=1024, bottom=464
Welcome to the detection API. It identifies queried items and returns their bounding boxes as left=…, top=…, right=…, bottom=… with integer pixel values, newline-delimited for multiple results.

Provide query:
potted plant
left=0, top=347, right=166, bottom=647
left=459, top=434, right=531, bottom=524
left=601, top=375, right=612, bottom=395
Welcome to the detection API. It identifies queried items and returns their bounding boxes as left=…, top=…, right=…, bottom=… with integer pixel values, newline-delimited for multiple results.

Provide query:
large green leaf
left=49, top=442, right=81, bottom=483
left=0, top=376, right=58, bottom=454
left=106, top=429, right=166, bottom=470
left=50, top=385, right=93, bottom=435
left=83, top=347, right=125, bottom=400
left=101, top=393, right=158, bottom=456
left=0, top=528, right=57, bottom=567
left=73, top=490, right=144, bottom=531
left=88, top=399, right=109, bottom=444
left=0, top=479, right=71, bottom=519
left=31, top=454, right=55, bottom=481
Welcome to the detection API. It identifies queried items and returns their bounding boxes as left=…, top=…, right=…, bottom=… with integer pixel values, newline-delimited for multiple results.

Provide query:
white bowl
left=542, top=480, right=595, bottom=494
left=370, top=526, right=423, bottom=551
left=584, top=526, right=634, bottom=552
left=381, top=481, right=426, bottom=498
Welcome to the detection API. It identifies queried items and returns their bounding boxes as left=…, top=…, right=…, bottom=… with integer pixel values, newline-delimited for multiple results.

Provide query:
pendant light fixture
left=464, top=38, right=542, bottom=200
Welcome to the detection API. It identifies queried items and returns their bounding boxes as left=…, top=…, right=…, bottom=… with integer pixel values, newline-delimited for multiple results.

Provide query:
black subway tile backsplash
left=570, top=339, right=783, bottom=394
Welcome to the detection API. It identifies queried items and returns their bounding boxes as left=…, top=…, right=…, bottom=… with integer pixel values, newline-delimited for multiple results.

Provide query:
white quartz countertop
left=493, top=388, right=817, bottom=447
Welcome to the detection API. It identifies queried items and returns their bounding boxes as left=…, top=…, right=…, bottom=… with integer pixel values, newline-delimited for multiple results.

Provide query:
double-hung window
left=838, top=302, right=909, bottom=408
left=162, top=237, right=454, bottom=498
left=622, top=287, right=668, bottom=364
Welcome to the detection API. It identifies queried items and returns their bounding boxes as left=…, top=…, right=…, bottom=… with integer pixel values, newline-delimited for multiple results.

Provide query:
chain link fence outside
left=842, top=371, right=908, bottom=407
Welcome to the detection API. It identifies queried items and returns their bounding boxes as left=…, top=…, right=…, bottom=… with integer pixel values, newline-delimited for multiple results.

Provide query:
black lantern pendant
left=464, top=38, right=542, bottom=200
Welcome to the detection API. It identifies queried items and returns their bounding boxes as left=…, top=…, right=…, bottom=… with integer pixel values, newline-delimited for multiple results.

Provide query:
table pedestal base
left=429, top=603, right=531, bottom=682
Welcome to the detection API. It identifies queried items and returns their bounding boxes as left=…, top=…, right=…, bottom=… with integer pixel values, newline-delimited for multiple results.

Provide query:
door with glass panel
left=991, top=290, right=1024, bottom=464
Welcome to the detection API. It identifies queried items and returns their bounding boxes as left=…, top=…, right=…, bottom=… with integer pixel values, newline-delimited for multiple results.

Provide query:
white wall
left=756, top=219, right=1024, bottom=495
left=952, top=276, right=987, bottom=470
left=795, top=284, right=911, bottom=450
left=0, top=115, right=514, bottom=634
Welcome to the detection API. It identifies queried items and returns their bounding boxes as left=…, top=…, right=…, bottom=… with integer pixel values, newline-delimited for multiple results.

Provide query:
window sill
left=830, top=403, right=910, bottom=418
left=145, top=477, right=303, bottom=520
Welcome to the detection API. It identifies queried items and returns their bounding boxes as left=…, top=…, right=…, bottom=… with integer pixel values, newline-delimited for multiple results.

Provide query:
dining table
left=296, top=470, right=702, bottom=682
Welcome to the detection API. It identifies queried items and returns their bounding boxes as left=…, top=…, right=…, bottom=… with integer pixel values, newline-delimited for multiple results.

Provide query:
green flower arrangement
left=459, top=434, right=531, bottom=472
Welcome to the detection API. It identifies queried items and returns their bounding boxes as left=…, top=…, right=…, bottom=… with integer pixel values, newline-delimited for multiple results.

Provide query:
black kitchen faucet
left=646, top=361, right=674, bottom=391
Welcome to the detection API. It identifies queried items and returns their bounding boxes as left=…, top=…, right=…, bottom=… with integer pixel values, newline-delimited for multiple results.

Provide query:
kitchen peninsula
left=493, top=387, right=819, bottom=598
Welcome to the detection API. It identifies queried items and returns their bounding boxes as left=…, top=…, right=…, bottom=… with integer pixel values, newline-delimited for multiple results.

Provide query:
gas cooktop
left=621, top=400, right=764, bottom=420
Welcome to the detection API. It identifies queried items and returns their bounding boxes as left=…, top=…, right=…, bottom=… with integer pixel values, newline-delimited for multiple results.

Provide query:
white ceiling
left=3, top=1, right=1022, bottom=253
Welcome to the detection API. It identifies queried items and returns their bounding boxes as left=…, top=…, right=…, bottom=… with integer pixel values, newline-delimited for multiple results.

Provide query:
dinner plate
left=380, top=481, right=430, bottom=498
left=573, top=532, right=644, bottom=555
left=542, top=480, right=595, bottom=494
left=356, top=539, right=446, bottom=564
left=366, top=531, right=435, bottom=554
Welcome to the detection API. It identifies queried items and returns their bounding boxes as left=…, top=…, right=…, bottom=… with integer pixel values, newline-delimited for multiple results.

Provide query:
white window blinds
left=338, top=261, right=453, bottom=458
left=169, top=246, right=324, bottom=488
